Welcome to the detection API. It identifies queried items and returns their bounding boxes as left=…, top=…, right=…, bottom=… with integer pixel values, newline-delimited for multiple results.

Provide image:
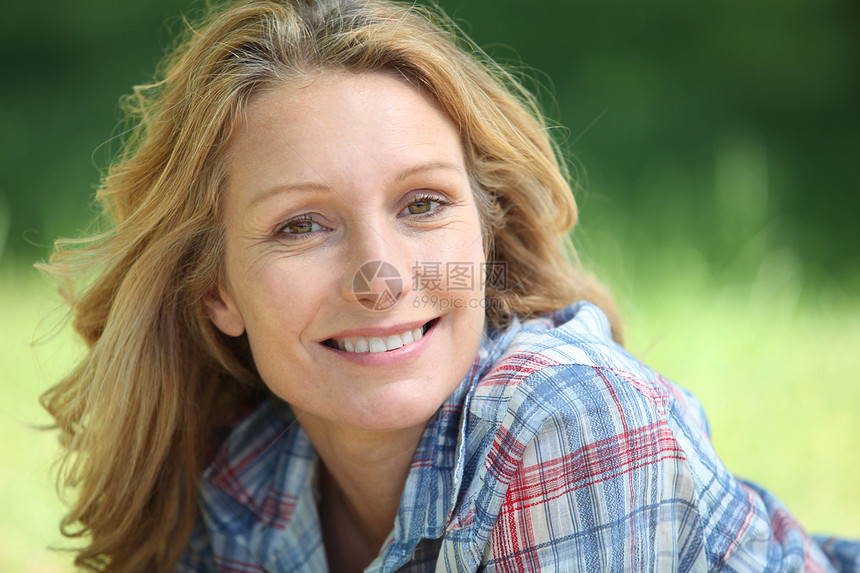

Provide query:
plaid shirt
left=178, top=302, right=858, bottom=572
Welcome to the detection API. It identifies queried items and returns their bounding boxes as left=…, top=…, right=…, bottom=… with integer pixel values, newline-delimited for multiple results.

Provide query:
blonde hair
left=40, top=0, right=621, bottom=570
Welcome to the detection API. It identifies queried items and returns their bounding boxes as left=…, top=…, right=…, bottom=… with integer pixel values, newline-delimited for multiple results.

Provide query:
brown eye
left=279, top=218, right=323, bottom=236
left=400, top=195, right=443, bottom=217
left=408, top=199, right=433, bottom=214
left=287, top=220, right=315, bottom=234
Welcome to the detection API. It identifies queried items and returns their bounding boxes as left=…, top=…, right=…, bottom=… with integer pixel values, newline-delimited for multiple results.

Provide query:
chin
left=342, top=385, right=453, bottom=433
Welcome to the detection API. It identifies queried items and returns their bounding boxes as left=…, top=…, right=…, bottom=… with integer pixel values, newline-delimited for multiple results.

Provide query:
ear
left=204, top=286, right=246, bottom=337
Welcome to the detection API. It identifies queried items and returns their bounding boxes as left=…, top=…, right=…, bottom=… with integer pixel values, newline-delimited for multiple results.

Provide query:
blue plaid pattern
left=177, top=302, right=859, bottom=572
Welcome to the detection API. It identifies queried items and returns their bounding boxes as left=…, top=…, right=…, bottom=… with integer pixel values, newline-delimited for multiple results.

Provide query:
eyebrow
left=249, top=180, right=331, bottom=209
left=392, top=160, right=465, bottom=184
left=249, top=160, right=465, bottom=208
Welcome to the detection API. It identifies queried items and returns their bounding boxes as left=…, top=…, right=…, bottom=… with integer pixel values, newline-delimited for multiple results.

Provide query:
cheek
left=448, top=225, right=486, bottom=294
left=411, top=215, right=485, bottom=296
left=238, top=260, right=335, bottom=341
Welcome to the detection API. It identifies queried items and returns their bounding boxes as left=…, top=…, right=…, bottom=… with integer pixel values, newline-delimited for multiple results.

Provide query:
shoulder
left=449, top=303, right=844, bottom=572
left=469, top=302, right=710, bottom=442
left=199, top=399, right=312, bottom=532
left=452, top=303, right=770, bottom=570
left=178, top=400, right=326, bottom=570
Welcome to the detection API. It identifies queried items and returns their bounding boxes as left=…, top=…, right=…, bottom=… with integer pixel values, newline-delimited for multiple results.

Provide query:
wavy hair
left=40, top=0, right=621, bottom=570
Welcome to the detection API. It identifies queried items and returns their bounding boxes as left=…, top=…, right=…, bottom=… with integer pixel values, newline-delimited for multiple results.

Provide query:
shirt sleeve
left=814, top=536, right=860, bottom=572
left=480, top=364, right=841, bottom=573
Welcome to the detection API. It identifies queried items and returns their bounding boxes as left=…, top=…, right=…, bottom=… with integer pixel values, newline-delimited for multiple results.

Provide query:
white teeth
left=368, top=337, right=387, bottom=353
left=330, top=323, right=430, bottom=354
left=354, top=337, right=369, bottom=353
left=385, top=334, right=404, bottom=351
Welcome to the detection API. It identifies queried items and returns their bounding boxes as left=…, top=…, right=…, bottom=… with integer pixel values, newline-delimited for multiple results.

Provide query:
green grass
left=1, top=267, right=82, bottom=572
left=1, top=258, right=857, bottom=572
left=619, top=272, right=860, bottom=538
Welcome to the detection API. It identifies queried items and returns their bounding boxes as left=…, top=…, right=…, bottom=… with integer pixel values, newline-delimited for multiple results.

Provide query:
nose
left=340, top=225, right=413, bottom=312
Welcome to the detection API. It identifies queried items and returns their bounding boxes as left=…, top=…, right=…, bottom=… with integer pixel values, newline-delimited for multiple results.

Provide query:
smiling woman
left=38, top=0, right=859, bottom=572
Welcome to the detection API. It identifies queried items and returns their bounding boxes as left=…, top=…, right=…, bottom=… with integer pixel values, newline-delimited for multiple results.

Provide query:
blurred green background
left=1, top=0, right=858, bottom=570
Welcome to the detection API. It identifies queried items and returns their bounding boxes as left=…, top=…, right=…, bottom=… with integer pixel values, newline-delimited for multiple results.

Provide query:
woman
left=41, top=0, right=858, bottom=571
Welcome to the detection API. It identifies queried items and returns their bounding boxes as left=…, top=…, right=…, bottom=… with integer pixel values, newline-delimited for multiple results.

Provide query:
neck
left=298, top=412, right=428, bottom=553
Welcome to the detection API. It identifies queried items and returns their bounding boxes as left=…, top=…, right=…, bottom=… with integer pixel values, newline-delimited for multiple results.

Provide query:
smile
left=324, top=320, right=436, bottom=354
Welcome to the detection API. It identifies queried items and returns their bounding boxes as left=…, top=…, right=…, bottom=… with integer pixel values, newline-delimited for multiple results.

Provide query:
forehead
left=226, top=72, right=465, bottom=187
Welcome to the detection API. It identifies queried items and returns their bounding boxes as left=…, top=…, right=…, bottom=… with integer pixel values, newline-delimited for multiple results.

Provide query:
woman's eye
left=279, top=218, right=323, bottom=236
left=400, top=196, right=443, bottom=217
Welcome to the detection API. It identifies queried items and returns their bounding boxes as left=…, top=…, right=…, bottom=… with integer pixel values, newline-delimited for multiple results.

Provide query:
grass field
left=1, top=267, right=82, bottom=572
left=1, top=259, right=858, bottom=572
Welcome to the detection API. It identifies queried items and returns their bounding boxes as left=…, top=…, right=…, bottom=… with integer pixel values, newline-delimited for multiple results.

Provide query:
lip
left=319, top=318, right=439, bottom=366
left=323, top=319, right=432, bottom=340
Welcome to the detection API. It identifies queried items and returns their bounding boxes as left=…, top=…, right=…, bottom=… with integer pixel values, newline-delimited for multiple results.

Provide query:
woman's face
left=207, top=72, right=486, bottom=432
